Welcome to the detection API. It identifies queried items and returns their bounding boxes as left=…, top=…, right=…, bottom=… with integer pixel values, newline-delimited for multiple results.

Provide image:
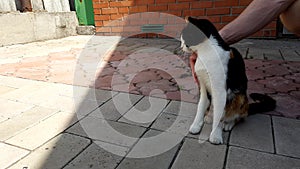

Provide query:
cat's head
left=181, top=17, right=228, bottom=52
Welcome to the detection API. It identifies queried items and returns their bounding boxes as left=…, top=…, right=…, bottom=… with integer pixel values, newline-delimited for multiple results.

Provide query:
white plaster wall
left=0, top=12, right=78, bottom=46
left=31, top=0, right=44, bottom=11
left=0, top=0, right=17, bottom=12
left=43, top=0, right=70, bottom=12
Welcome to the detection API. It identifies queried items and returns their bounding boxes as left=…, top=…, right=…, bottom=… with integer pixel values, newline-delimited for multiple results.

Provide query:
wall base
left=0, top=11, right=78, bottom=46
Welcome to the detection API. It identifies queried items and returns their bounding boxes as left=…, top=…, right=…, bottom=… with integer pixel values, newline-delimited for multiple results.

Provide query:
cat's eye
left=185, top=45, right=189, bottom=48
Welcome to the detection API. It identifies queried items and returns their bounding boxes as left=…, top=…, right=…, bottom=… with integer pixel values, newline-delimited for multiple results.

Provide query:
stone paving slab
left=117, top=129, right=181, bottom=169
left=9, top=133, right=91, bottom=169
left=67, top=116, right=146, bottom=147
left=273, top=116, right=300, bottom=158
left=5, top=111, right=77, bottom=150
left=230, top=114, right=274, bottom=153
left=163, top=100, right=197, bottom=118
left=226, top=146, right=300, bottom=169
left=172, top=138, right=226, bottom=169
left=0, top=85, right=16, bottom=95
left=0, top=98, right=34, bottom=123
left=151, top=112, right=193, bottom=136
left=0, top=143, right=29, bottom=169
left=89, top=92, right=143, bottom=121
left=119, top=96, right=168, bottom=127
left=64, top=141, right=127, bottom=169
left=0, top=106, right=59, bottom=141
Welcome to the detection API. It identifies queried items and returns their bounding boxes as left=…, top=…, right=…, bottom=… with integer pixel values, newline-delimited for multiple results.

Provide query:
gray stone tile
left=151, top=113, right=193, bottom=136
left=64, top=141, right=128, bottom=169
left=74, top=99, right=102, bottom=118
left=89, top=93, right=142, bottom=121
left=262, top=49, right=283, bottom=60
left=230, top=114, right=274, bottom=153
left=163, top=100, right=197, bottom=118
left=0, top=106, right=59, bottom=141
left=0, top=143, right=29, bottom=169
left=273, top=116, right=300, bottom=158
left=118, top=96, right=168, bottom=127
left=226, top=146, right=300, bottom=169
left=172, top=138, right=226, bottom=169
left=280, top=49, right=300, bottom=61
left=10, top=133, right=90, bottom=169
left=117, top=130, right=181, bottom=169
left=67, top=116, right=146, bottom=147
left=247, top=48, right=264, bottom=59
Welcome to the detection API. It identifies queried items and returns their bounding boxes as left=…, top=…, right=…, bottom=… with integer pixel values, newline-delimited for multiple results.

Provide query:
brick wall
left=92, top=0, right=277, bottom=38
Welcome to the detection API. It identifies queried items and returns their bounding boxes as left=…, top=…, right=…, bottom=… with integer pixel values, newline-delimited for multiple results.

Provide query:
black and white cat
left=181, top=17, right=276, bottom=144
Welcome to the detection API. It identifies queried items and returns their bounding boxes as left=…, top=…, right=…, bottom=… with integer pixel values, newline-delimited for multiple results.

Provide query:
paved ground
left=0, top=35, right=299, bottom=169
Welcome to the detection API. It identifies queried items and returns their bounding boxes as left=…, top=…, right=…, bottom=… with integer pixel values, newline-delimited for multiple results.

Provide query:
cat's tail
left=248, top=93, right=276, bottom=115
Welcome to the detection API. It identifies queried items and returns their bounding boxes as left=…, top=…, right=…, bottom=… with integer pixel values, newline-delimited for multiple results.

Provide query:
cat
left=181, top=17, right=276, bottom=144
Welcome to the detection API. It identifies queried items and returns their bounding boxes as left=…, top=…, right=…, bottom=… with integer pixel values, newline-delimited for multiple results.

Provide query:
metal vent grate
left=141, top=24, right=164, bottom=33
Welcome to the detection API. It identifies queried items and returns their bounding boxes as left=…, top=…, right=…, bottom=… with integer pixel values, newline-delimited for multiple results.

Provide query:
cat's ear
left=185, top=16, right=191, bottom=23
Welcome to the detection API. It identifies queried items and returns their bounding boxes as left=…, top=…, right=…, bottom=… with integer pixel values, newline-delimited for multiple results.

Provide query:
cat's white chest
left=193, top=36, right=230, bottom=94
left=195, top=60, right=212, bottom=92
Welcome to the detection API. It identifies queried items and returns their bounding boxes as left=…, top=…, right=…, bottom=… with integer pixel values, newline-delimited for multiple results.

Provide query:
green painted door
left=75, top=0, right=95, bottom=25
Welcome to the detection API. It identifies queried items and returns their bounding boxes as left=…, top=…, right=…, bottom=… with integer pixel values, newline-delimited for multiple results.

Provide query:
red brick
left=214, top=23, right=227, bottom=30
left=129, top=5, right=148, bottom=13
left=251, top=30, right=264, bottom=37
left=231, top=7, right=246, bottom=14
left=94, top=15, right=110, bottom=21
left=166, top=10, right=182, bottom=17
left=96, top=26, right=111, bottom=33
left=109, top=1, right=134, bottom=7
left=123, top=26, right=140, bottom=32
left=148, top=18, right=169, bottom=24
left=102, top=8, right=118, bottom=14
left=168, top=3, right=190, bottom=10
left=221, top=15, right=237, bottom=23
left=95, top=21, right=103, bottom=27
left=264, top=21, right=277, bottom=29
left=94, top=9, right=101, bottom=14
left=93, top=3, right=109, bottom=9
left=129, top=19, right=147, bottom=26
left=165, top=25, right=181, bottom=31
left=111, top=27, right=123, bottom=33
left=111, top=14, right=123, bottom=20
left=177, top=0, right=198, bottom=2
left=191, top=1, right=213, bottom=8
left=239, top=0, right=253, bottom=6
left=183, top=9, right=205, bottom=16
left=149, top=4, right=168, bottom=11
left=156, top=0, right=176, bottom=4
left=207, top=16, right=221, bottom=23
left=206, top=8, right=230, bottom=15
left=214, top=0, right=239, bottom=7
left=136, top=0, right=155, bottom=5
left=119, top=7, right=129, bottom=13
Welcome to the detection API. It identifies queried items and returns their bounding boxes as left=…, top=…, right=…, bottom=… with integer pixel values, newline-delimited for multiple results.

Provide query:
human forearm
left=219, top=0, right=296, bottom=45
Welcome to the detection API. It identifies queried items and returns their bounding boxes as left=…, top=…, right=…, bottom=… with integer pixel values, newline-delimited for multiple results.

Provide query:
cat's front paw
left=189, top=123, right=203, bottom=135
left=223, top=122, right=235, bottom=131
left=209, top=128, right=223, bottom=144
